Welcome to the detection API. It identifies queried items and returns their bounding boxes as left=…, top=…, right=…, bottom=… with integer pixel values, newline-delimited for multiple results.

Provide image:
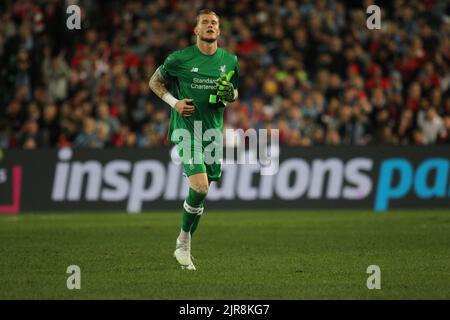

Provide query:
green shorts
left=176, top=143, right=222, bottom=181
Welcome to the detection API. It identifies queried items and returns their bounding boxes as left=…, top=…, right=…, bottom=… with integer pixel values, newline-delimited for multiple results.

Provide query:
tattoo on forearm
left=149, top=67, right=169, bottom=98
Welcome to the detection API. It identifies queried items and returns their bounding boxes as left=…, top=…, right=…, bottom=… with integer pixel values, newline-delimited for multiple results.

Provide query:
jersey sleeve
left=231, top=55, right=239, bottom=88
left=159, top=51, right=180, bottom=79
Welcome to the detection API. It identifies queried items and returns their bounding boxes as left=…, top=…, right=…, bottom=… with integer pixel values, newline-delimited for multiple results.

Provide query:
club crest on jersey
left=188, top=157, right=195, bottom=169
left=219, top=65, right=226, bottom=74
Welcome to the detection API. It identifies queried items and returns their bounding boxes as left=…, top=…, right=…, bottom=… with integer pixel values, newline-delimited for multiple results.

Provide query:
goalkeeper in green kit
left=149, top=9, right=239, bottom=270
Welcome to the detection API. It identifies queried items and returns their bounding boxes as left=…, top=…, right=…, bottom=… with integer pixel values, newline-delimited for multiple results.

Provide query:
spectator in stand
left=418, top=108, right=444, bottom=144
left=39, top=104, right=60, bottom=147
left=73, top=117, right=101, bottom=148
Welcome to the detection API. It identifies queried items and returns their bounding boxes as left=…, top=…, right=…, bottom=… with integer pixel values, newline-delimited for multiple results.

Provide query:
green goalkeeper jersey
left=159, top=45, right=239, bottom=144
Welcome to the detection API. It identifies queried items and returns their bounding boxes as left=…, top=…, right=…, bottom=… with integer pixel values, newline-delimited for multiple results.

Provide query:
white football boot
left=174, top=238, right=196, bottom=270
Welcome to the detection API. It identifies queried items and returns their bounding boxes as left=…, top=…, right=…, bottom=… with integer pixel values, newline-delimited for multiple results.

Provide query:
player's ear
left=194, top=26, right=199, bottom=36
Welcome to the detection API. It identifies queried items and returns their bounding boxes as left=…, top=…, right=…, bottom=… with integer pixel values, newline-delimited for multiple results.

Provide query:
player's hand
left=217, top=71, right=236, bottom=103
left=175, top=98, right=195, bottom=117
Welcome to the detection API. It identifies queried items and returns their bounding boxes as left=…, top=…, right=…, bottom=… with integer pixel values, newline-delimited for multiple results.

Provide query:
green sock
left=181, top=188, right=206, bottom=232
left=190, top=199, right=205, bottom=237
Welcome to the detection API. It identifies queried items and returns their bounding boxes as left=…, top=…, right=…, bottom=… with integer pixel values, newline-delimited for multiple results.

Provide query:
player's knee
left=192, top=183, right=209, bottom=195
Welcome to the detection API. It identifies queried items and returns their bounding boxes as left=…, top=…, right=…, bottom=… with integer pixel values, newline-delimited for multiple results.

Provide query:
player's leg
left=190, top=161, right=221, bottom=237
left=174, top=145, right=208, bottom=270
left=180, top=172, right=209, bottom=240
left=174, top=172, right=208, bottom=270
left=189, top=182, right=208, bottom=237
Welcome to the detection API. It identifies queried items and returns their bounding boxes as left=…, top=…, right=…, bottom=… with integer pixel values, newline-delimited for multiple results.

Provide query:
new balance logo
left=191, top=67, right=199, bottom=72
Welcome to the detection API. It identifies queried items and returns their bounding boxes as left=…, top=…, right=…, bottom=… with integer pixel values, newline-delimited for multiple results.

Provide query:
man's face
left=195, top=14, right=220, bottom=43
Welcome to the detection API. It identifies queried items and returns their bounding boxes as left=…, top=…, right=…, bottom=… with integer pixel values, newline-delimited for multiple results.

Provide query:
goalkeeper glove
left=217, top=70, right=235, bottom=102
left=209, top=70, right=236, bottom=106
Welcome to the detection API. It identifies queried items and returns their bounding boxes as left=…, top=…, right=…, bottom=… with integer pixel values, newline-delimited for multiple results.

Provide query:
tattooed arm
left=149, top=67, right=170, bottom=99
left=149, top=67, right=195, bottom=116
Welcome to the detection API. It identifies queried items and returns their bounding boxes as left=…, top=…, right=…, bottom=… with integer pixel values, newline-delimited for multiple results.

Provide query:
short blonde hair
left=196, top=9, right=219, bottom=26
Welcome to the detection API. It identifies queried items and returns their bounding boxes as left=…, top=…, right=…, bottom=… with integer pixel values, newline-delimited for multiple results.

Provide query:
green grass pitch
left=0, top=210, right=449, bottom=299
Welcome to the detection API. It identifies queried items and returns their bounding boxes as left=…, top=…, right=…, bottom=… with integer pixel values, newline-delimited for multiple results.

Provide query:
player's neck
left=196, top=40, right=218, bottom=56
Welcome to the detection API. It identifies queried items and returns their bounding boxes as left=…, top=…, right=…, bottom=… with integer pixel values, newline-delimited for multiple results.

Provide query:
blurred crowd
left=1, top=0, right=450, bottom=149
